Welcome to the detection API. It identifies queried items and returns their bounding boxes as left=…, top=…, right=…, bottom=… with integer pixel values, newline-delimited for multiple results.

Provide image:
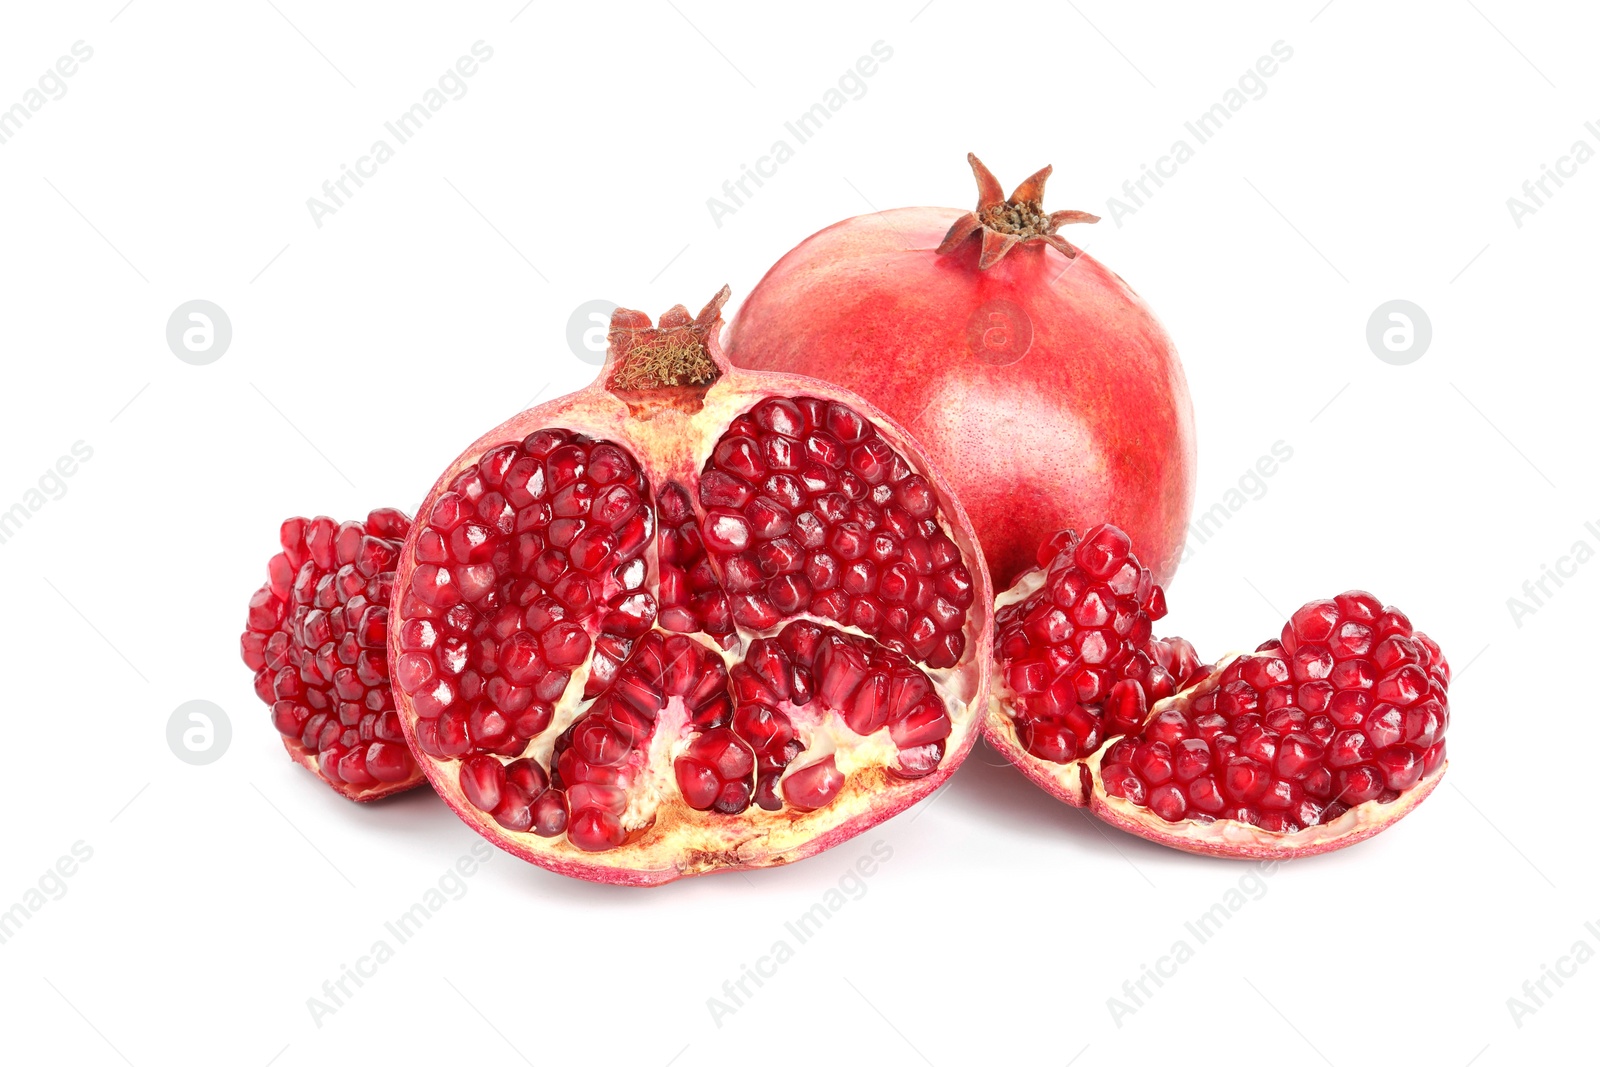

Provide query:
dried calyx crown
left=605, top=285, right=731, bottom=392
left=936, top=153, right=1100, bottom=269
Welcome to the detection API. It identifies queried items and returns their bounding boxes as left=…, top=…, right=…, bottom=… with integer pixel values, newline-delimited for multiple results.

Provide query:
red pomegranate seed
left=782, top=755, right=844, bottom=811
left=889, top=700, right=952, bottom=748
left=891, top=740, right=945, bottom=778
left=567, top=808, right=627, bottom=852
left=532, top=790, right=568, bottom=837
left=459, top=755, right=505, bottom=810
left=365, top=742, right=413, bottom=783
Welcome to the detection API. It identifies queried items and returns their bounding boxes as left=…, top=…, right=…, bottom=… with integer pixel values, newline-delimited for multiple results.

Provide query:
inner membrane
left=394, top=398, right=974, bottom=853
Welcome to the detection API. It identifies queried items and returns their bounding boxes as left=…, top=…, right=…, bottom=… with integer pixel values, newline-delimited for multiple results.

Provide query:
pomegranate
left=241, top=510, right=424, bottom=800
left=390, top=288, right=991, bottom=885
left=987, top=525, right=1450, bottom=858
left=726, top=152, right=1196, bottom=589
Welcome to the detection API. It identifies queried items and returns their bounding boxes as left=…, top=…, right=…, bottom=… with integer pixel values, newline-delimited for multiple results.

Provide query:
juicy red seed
left=782, top=755, right=844, bottom=811
left=733, top=703, right=795, bottom=754
left=493, top=787, right=535, bottom=832
left=701, top=509, right=753, bottom=553
left=1104, top=678, right=1147, bottom=735
left=541, top=622, right=591, bottom=668
left=889, top=700, right=951, bottom=748
left=1284, top=599, right=1341, bottom=651
left=1103, top=763, right=1146, bottom=804
left=1021, top=718, right=1079, bottom=763
left=716, top=772, right=760, bottom=814
left=532, top=790, right=569, bottom=836
left=1074, top=524, right=1131, bottom=580
left=365, top=742, right=413, bottom=783
left=243, top=512, right=417, bottom=796
left=891, top=739, right=945, bottom=778
left=504, top=757, right=548, bottom=796
left=675, top=759, right=721, bottom=810
left=1132, top=741, right=1174, bottom=784
left=459, top=755, right=506, bottom=811
left=574, top=720, right=627, bottom=766
left=679, top=728, right=755, bottom=792
left=1148, top=783, right=1187, bottom=822
left=567, top=808, right=627, bottom=851
left=701, top=470, right=754, bottom=508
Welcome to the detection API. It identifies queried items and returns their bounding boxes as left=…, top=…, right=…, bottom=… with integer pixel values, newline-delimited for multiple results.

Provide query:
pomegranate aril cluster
left=453, top=619, right=949, bottom=852
left=997, top=524, right=1192, bottom=763
left=733, top=622, right=954, bottom=784
left=656, top=481, right=735, bottom=644
left=397, top=428, right=654, bottom=764
left=240, top=510, right=418, bottom=791
left=699, top=397, right=975, bottom=669
left=385, top=434, right=655, bottom=770
left=498, top=630, right=739, bottom=853
left=665, top=621, right=953, bottom=819
left=1101, top=591, right=1450, bottom=832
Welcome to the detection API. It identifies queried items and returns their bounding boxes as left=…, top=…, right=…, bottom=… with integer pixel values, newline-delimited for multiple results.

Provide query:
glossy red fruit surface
left=987, top=526, right=1449, bottom=858
left=727, top=153, right=1196, bottom=589
left=391, top=288, right=991, bottom=885
left=241, top=509, right=424, bottom=801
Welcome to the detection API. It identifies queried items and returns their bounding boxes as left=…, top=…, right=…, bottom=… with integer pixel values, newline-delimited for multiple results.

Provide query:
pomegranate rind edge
left=1088, top=759, right=1447, bottom=860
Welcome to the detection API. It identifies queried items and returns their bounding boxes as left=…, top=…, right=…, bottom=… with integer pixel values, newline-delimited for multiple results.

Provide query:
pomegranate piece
left=992, top=524, right=1201, bottom=775
left=986, top=527, right=1450, bottom=858
left=240, top=509, right=425, bottom=801
left=391, top=289, right=992, bottom=885
left=727, top=152, right=1195, bottom=590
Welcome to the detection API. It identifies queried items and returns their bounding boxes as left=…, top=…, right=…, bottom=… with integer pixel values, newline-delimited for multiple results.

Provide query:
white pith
left=506, top=630, right=930, bottom=837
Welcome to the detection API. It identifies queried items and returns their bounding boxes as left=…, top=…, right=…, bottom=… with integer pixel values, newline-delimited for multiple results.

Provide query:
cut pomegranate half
left=985, top=526, right=1449, bottom=858
left=391, top=288, right=992, bottom=885
left=241, top=510, right=425, bottom=800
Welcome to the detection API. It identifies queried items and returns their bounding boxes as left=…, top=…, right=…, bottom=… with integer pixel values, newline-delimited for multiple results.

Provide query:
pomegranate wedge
left=987, top=526, right=1449, bottom=858
left=241, top=509, right=425, bottom=800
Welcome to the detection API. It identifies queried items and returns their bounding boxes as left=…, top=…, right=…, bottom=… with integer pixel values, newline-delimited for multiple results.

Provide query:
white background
left=0, top=2, right=1593, bottom=1064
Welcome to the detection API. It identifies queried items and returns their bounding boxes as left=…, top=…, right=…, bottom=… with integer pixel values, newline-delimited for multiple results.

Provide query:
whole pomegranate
left=987, top=525, right=1450, bottom=858
left=241, top=509, right=425, bottom=800
left=726, top=153, right=1196, bottom=589
left=389, top=288, right=992, bottom=885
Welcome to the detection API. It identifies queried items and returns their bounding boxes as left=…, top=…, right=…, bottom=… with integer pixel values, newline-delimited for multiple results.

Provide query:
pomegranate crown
left=936, top=153, right=1100, bottom=269
left=605, top=285, right=731, bottom=393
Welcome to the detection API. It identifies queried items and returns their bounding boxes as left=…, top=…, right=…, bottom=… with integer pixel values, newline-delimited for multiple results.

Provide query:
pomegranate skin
left=727, top=199, right=1196, bottom=589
